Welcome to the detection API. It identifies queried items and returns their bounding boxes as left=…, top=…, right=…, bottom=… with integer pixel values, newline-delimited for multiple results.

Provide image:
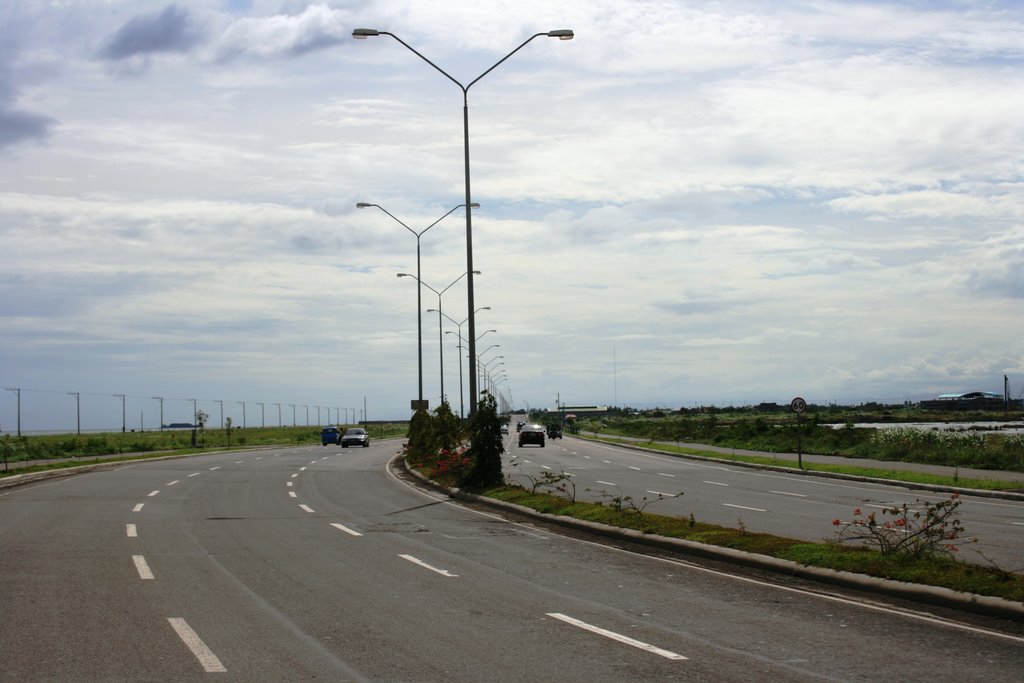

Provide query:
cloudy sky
left=2, top=1, right=1022, bottom=430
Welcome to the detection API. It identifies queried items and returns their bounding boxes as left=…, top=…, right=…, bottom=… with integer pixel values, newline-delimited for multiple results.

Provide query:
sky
left=1, top=0, right=1023, bottom=431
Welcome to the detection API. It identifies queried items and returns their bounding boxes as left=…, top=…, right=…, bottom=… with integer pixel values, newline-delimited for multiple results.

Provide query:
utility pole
left=68, top=392, right=80, bottom=435
left=4, top=387, right=20, bottom=437
left=153, top=397, right=164, bottom=431
left=114, top=393, right=126, bottom=432
left=216, top=400, right=224, bottom=429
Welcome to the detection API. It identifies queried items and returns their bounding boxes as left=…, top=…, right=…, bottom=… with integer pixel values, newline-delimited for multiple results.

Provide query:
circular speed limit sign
left=791, top=397, right=807, bottom=414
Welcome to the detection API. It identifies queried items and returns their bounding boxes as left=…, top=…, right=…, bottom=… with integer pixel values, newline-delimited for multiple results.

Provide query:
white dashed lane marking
left=547, top=613, right=687, bottom=661
left=132, top=555, right=154, bottom=580
left=167, top=618, right=227, bottom=673
left=399, top=554, right=458, bottom=577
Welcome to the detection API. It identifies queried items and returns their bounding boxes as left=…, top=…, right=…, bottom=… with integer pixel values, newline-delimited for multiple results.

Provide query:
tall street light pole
left=358, top=202, right=476, bottom=411
left=153, top=396, right=164, bottom=431
left=475, top=332, right=498, bottom=400
left=352, top=27, right=573, bottom=416
left=399, top=270, right=480, bottom=409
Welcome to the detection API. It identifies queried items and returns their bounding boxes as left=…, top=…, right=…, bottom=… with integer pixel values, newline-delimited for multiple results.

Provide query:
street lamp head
left=397, top=272, right=414, bottom=279
left=356, top=202, right=374, bottom=208
left=352, top=28, right=380, bottom=39
left=426, top=308, right=438, bottom=313
left=546, top=29, right=574, bottom=40
left=469, top=202, right=480, bottom=208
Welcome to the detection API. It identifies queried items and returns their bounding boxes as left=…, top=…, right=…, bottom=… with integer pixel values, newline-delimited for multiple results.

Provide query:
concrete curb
left=583, top=436, right=1024, bottom=502
left=395, top=454, right=1024, bottom=623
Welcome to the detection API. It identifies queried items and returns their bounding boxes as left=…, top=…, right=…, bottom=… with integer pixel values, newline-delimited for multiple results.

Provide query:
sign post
left=790, top=397, right=807, bottom=469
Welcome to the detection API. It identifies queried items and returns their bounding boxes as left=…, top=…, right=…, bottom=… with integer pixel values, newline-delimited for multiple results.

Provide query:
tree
left=463, top=393, right=504, bottom=488
left=405, top=409, right=433, bottom=466
left=432, top=401, right=463, bottom=454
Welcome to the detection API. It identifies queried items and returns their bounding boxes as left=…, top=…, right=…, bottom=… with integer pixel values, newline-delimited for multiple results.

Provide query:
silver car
left=341, top=427, right=370, bottom=448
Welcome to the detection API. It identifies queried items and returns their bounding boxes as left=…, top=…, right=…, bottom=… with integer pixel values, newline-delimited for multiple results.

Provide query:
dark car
left=321, top=426, right=341, bottom=445
left=518, top=423, right=545, bottom=447
left=516, top=420, right=526, bottom=432
left=546, top=424, right=563, bottom=439
left=341, top=427, right=370, bottom=448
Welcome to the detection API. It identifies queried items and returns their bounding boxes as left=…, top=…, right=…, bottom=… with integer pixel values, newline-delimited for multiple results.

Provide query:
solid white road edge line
left=331, top=522, right=363, bottom=537
left=546, top=612, right=687, bottom=661
left=399, top=554, right=458, bottom=577
left=132, top=555, right=154, bottom=580
left=167, top=618, right=227, bottom=673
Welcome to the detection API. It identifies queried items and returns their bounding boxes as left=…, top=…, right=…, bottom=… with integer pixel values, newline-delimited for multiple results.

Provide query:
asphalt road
left=508, top=434, right=1024, bottom=570
left=2, top=441, right=1023, bottom=681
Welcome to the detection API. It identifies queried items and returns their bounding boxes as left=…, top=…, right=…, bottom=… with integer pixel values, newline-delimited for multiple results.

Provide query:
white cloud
left=1, top=0, right=1023, bottom=429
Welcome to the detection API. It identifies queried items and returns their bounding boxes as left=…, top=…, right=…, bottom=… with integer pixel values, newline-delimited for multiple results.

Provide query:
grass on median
left=477, top=483, right=1024, bottom=604
left=582, top=435, right=1024, bottom=492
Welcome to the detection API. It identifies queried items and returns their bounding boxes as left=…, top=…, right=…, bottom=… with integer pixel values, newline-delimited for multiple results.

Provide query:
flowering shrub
left=433, top=447, right=473, bottom=485
left=831, top=493, right=975, bottom=558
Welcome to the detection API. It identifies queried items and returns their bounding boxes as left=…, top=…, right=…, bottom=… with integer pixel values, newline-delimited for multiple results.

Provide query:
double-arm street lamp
left=353, top=27, right=573, bottom=415
left=399, top=270, right=480, bottom=409
left=357, top=201, right=478, bottom=409
left=482, top=357, right=505, bottom=394
left=438, top=306, right=489, bottom=418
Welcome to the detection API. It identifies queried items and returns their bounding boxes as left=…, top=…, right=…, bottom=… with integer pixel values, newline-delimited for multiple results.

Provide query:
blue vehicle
left=321, top=426, right=341, bottom=445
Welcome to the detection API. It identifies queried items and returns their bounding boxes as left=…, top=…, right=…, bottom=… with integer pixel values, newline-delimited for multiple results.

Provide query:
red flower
left=832, top=519, right=842, bottom=526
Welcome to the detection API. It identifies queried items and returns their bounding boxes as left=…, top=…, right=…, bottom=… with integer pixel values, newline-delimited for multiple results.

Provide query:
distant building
left=919, top=391, right=1018, bottom=411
